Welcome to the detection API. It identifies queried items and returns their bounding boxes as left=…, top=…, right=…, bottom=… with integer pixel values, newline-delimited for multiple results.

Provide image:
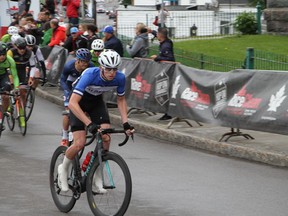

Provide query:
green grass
left=174, top=35, right=288, bottom=61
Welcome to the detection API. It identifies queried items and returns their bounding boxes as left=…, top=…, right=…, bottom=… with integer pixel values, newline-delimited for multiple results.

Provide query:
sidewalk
left=36, top=86, right=288, bottom=167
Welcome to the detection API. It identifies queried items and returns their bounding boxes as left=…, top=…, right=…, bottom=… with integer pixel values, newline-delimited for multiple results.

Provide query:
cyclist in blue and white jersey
left=57, top=49, right=134, bottom=193
left=59, top=48, right=94, bottom=146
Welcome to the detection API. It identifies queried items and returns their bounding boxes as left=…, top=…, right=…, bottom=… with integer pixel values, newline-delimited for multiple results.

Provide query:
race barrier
left=42, top=46, right=288, bottom=136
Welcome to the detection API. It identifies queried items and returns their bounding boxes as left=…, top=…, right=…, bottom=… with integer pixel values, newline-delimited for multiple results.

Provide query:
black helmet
left=14, top=37, right=27, bottom=49
left=0, top=42, right=8, bottom=55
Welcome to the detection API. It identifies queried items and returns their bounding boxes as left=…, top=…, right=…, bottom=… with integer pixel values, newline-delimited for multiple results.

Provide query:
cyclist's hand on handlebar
left=87, top=123, right=100, bottom=135
left=123, top=122, right=135, bottom=136
left=13, top=89, right=20, bottom=97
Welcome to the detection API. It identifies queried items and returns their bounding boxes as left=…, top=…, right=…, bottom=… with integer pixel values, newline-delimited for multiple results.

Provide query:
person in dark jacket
left=102, top=25, right=123, bottom=57
left=151, top=27, right=175, bottom=120
left=63, top=27, right=88, bottom=54
left=151, top=27, right=175, bottom=62
left=86, top=24, right=99, bottom=49
left=126, top=22, right=149, bottom=58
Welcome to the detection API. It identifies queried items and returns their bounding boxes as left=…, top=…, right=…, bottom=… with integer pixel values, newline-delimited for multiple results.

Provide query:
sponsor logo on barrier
left=227, top=85, right=262, bottom=116
left=130, top=73, right=151, bottom=99
left=261, top=85, right=287, bottom=121
left=172, top=75, right=181, bottom=99
left=155, top=72, right=169, bottom=106
left=180, top=81, right=210, bottom=110
left=213, top=80, right=227, bottom=118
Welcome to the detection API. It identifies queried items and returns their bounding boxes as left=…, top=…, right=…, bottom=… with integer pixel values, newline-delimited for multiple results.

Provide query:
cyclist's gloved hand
left=123, top=122, right=134, bottom=131
left=14, top=88, right=20, bottom=96
left=87, top=123, right=100, bottom=134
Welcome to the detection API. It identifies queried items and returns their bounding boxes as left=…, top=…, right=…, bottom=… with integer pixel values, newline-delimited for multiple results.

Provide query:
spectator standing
left=18, top=0, right=31, bottom=19
left=48, top=18, right=66, bottom=47
left=62, top=0, right=80, bottom=26
left=156, top=3, right=169, bottom=28
left=151, top=27, right=175, bottom=120
left=43, top=0, right=56, bottom=18
left=126, top=23, right=149, bottom=58
left=102, top=25, right=123, bottom=57
left=86, top=24, right=99, bottom=49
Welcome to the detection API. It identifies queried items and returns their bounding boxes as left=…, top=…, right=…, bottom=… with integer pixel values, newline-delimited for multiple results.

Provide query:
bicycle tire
left=17, top=98, right=27, bottom=136
left=86, top=152, right=132, bottom=216
left=6, top=97, right=15, bottom=131
left=25, top=88, right=35, bottom=121
left=49, top=146, right=77, bottom=213
left=0, top=107, right=5, bottom=138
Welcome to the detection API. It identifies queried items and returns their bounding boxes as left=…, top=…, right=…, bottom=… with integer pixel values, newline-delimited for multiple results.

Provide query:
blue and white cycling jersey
left=73, top=67, right=126, bottom=97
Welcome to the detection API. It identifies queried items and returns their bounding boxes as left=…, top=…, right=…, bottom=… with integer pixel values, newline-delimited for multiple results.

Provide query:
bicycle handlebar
left=88, top=128, right=134, bottom=147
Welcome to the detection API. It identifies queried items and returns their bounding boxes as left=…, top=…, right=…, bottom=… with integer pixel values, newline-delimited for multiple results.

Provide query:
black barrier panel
left=220, top=70, right=288, bottom=135
left=45, top=46, right=68, bottom=85
left=40, top=46, right=53, bottom=60
left=125, top=59, right=176, bottom=113
left=167, top=65, right=255, bottom=124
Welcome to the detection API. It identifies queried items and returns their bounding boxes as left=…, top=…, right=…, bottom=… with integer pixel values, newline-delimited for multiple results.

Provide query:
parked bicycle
left=50, top=128, right=133, bottom=216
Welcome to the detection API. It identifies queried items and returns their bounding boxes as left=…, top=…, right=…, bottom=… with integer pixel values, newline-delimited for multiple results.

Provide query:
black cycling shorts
left=69, top=94, right=110, bottom=132
left=0, top=74, right=12, bottom=92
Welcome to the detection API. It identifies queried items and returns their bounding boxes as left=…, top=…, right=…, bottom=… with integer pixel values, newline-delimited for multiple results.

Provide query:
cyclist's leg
left=0, top=76, right=12, bottom=113
left=58, top=109, right=87, bottom=192
left=61, top=91, right=70, bottom=146
left=88, top=95, right=111, bottom=151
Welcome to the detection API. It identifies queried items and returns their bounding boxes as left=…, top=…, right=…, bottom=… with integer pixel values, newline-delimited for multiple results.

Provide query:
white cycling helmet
left=25, top=34, right=36, bottom=46
left=8, top=26, right=19, bottom=35
left=11, top=34, right=22, bottom=44
left=91, top=39, right=104, bottom=51
left=98, top=49, right=121, bottom=68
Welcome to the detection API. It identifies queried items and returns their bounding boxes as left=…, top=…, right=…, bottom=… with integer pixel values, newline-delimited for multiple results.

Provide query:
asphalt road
left=0, top=96, right=288, bottom=216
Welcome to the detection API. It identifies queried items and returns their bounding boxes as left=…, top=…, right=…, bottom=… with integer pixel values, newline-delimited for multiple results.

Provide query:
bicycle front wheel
left=86, top=152, right=132, bottom=216
left=49, top=146, right=77, bottom=213
left=6, top=98, right=15, bottom=131
left=25, top=88, right=35, bottom=121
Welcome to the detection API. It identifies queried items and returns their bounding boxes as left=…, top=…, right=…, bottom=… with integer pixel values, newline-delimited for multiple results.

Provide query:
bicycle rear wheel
left=49, top=146, right=77, bottom=213
left=0, top=108, right=5, bottom=138
left=86, top=152, right=132, bottom=216
left=6, top=97, right=15, bottom=131
left=17, top=99, right=27, bottom=136
left=25, top=88, right=35, bottom=121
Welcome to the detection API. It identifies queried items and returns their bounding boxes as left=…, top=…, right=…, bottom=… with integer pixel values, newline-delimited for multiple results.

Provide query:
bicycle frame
left=70, top=129, right=131, bottom=196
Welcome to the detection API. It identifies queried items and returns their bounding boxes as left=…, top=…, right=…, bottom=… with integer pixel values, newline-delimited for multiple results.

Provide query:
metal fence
left=116, top=8, right=258, bottom=39
left=253, top=50, right=288, bottom=71
left=149, top=45, right=244, bottom=72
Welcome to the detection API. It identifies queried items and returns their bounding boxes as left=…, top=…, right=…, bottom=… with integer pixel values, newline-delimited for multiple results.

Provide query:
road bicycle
left=0, top=91, right=9, bottom=137
left=25, top=85, right=35, bottom=121
left=50, top=128, right=133, bottom=216
left=25, top=77, right=46, bottom=122
left=6, top=90, right=27, bottom=136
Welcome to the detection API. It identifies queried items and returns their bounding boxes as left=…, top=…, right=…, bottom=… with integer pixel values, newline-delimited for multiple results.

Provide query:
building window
left=190, top=0, right=196, bottom=4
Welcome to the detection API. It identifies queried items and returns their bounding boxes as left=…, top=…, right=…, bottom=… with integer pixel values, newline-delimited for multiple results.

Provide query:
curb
left=35, top=88, right=288, bottom=167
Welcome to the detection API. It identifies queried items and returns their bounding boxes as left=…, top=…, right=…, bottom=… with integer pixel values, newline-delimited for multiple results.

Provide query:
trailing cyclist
left=25, top=34, right=47, bottom=87
left=57, top=49, right=134, bottom=193
left=7, top=37, right=39, bottom=125
left=1, top=26, right=19, bottom=43
left=0, top=42, right=20, bottom=120
left=90, top=39, right=104, bottom=66
left=60, top=48, right=94, bottom=146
